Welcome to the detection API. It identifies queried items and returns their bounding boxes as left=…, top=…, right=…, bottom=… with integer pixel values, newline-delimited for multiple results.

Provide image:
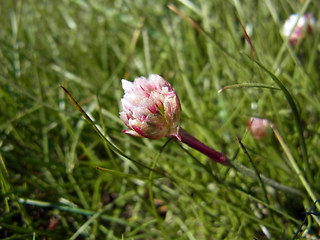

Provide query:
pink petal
left=122, top=130, right=143, bottom=137
left=121, top=79, right=133, bottom=92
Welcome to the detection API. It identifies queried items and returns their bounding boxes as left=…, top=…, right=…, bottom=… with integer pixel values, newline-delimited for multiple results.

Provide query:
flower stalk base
left=177, top=128, right=229, bottom=166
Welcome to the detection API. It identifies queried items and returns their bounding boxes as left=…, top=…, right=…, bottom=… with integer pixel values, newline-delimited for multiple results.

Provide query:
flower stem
left=178, top=128, right=229, bottom=166
left=176, top=128, right=303, bottom=196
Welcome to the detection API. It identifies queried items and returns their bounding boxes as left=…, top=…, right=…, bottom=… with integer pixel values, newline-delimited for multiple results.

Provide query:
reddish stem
left=177, top=128, right=229, bottom=166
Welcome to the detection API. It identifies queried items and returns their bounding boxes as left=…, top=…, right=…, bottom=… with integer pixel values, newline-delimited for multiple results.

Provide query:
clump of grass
left=0, top=0, right=319, bottom=239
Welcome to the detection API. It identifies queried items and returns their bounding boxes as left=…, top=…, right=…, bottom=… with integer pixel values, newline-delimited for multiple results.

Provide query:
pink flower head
left=282, top=13, right=316, bottom=46
left=247, top=117, right=270, bottom=140
left=120, top=74, right=181, bottom=140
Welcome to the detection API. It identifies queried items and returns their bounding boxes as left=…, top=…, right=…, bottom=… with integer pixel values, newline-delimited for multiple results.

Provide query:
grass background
left=1, top=0, right=320, bottom=239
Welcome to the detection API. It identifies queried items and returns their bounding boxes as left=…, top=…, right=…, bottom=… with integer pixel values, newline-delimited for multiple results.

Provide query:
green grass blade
left=61, top=86, right=164, bottom=175
left=244, top=54, right=311, bottom=180
left=218, top=83, right=280, bottom=93
left=95, top=166, right=149, bottom=180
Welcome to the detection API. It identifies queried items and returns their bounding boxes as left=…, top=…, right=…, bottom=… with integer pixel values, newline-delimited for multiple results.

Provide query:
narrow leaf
left=95, top=166, right=149, bottom=180
left=218, top=83, right=280, bottom=93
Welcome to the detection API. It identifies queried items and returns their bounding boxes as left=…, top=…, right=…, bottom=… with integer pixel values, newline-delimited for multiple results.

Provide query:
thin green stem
left=17, top=198, right=134, bottom=226
left=229, top=160, right=303, bottom=196
left=61, top=86, right=164, bottom=175
left=218, top=83, right=280, bottom=93
left=69, top=204, right=111, bottom=240
left=245, top=55, right=311, bottom=182
left=148, top=154, right=161, bottom=221
left=148, top=139, right=172, bottom=237
left=271, top=125, right=320, bottom=215
left=237, top=137, right=276, bottom=223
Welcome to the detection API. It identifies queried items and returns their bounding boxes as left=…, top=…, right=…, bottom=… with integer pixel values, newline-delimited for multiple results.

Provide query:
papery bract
left=120, top=74, right=181, bottom=140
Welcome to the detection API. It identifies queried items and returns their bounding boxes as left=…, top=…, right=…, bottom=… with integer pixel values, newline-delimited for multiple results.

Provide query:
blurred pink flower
left=120, top=74, right=228, bottom=166
left=120, top=74, right=181, bottom=140
left=247, top=117, right=270, bottom=140
left=282, top=13, right=315, bottom=46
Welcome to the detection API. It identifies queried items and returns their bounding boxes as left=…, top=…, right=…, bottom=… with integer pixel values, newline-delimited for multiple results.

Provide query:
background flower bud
left=282, top=13, right=315, bottom=46
left=247, top=117, right=270, bottom=140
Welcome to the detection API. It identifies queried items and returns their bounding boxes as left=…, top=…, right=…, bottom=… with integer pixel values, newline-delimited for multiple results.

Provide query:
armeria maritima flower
left=120, top=74, right=181, bottom=140
left=282, top=13, right=315, bottom=46
left=120, top=74, right=228, bottom=166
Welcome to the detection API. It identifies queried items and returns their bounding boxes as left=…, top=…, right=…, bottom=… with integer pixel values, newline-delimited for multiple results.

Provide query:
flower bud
left=247, top=117, right=270, bottom=140
left=120, top=74, right=181, bottom=140
left=282, top=13, right=315, bottom=46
